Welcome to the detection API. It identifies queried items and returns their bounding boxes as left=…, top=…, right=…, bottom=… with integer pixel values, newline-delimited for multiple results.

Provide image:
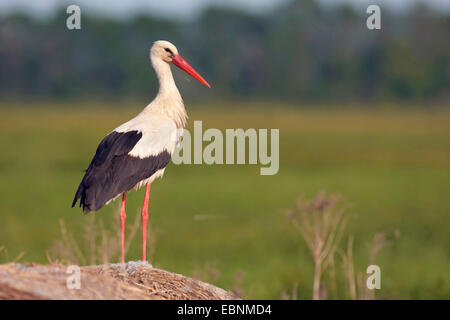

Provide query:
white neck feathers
left=148, top=54, right=187, bottom=128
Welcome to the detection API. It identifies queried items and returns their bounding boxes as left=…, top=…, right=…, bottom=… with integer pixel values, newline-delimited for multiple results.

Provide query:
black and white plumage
left=72, top=130, right=172, bottom=213
left=71, top=40, right=210, bottom=263
left=72, top=57, right=185, bottom=213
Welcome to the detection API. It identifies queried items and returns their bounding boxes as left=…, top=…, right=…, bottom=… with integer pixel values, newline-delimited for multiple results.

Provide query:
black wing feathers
left=72, top=130, right=171, bottom=213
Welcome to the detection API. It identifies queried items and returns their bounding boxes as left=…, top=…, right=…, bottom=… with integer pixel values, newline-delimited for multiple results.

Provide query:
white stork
left=72, top=40, right=210, bottom=263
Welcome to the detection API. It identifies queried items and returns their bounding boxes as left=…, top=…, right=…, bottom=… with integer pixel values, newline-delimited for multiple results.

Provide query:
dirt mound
left=0, top=262, right=239, bottom=300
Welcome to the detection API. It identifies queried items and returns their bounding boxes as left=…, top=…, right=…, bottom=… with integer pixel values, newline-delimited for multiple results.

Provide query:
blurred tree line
left=0, top=0, right=449, bottom=105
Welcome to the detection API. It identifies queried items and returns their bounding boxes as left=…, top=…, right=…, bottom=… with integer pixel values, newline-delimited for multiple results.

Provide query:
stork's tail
left=72, top=176, right=92, bottom=214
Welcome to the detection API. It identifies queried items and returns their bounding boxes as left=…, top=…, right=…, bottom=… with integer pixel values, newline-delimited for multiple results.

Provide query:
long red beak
left=171, top=55, right=211, bottom=88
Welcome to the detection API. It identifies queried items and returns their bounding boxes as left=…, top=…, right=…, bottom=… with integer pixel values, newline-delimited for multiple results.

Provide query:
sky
left=0, top=0, right=448, bottom=20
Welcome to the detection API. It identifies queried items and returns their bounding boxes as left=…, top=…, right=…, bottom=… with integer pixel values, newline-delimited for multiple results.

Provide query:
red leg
left=141, top=184, right=151, bottom=262
left=120, top=192, right=127, bottom=263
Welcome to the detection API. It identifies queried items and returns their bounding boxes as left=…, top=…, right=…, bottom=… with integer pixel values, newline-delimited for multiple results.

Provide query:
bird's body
left=72, top=40, right=210, bottom=262
left=72, top=92, right=185, bottom=213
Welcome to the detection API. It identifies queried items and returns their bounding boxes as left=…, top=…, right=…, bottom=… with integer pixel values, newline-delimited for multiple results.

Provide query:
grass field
left=0, top=101, right=449, bottom=299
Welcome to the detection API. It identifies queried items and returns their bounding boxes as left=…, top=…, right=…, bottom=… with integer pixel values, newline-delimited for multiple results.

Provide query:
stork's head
left=151, top=40, right=210, bottom=88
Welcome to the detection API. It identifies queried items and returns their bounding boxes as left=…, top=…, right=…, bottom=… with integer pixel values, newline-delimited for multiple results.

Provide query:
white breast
left=114, top=112, right=181, bottom=159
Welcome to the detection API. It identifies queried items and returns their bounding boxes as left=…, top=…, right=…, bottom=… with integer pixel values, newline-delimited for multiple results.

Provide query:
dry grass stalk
left=364, top=232, right=392, bottom=299
left=280, top=282, right=298, bottom=300
left=341, top=232, right=394, bottom=299
left=286, top=190, right=348, bottom=300
left=339, top=235, right=357, bottom=299
left=192, top=261, right=221, bottom=284
left=191, top=263, right=247, bottom=299
left=287, top=190, right=397, bottom=300
left=48, top=206, right=144, bottom=265
left=370, top=232, right=390, bottom=265
left=328, top=253, right=338, bottom=299
left=232, top=270, right=246, bottom=298
left=0, top=245, right=25, bottom=263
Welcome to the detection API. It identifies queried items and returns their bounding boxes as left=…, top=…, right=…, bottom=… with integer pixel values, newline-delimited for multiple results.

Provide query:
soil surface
left=0, top=261, right=239, bottom=300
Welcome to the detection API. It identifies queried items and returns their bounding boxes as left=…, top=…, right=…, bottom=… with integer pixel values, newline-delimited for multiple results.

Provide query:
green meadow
left=0, top=102, right=449, bottom=299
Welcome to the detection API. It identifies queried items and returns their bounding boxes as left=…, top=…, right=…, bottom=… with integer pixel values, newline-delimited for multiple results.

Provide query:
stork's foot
left=110, top=261, right=153, bottom=274
left=127, top=260, right=152, bottom=268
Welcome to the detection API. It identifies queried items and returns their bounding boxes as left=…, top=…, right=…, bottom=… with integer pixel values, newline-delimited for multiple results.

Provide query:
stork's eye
left=164, top=48, right=173, bottom=55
